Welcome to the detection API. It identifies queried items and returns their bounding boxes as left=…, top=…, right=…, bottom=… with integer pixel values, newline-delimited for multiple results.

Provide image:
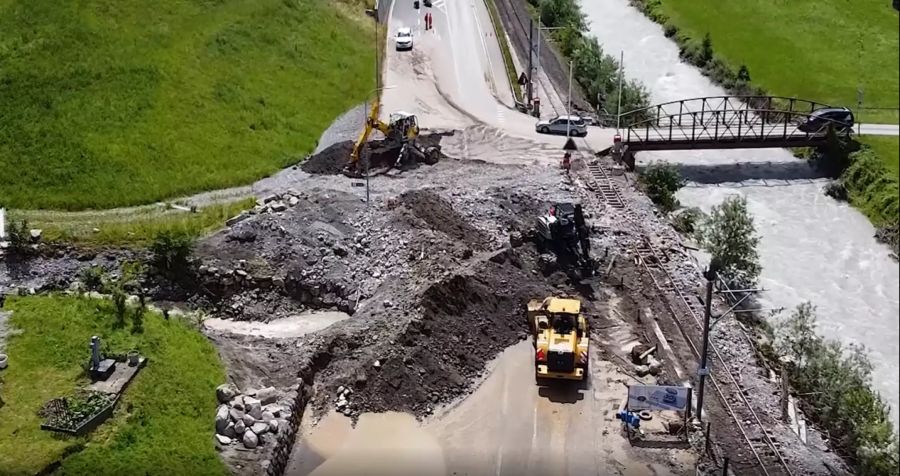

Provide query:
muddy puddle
left=287, top=412, right=445, bottom=476
left=287, top=341, right=694, bottom=476
left=204, top=310, right=351, bottom=339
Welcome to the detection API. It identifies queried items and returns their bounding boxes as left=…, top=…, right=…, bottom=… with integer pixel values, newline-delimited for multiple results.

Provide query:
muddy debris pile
left=300, top=132, right=452, bottom=176
left=301, top=246, right=562, bottom=419
left=195, top=184, right=550, bottom=322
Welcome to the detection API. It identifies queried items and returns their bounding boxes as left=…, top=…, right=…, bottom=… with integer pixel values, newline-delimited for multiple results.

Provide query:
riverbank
left=629, top=0, right=899, bottom=253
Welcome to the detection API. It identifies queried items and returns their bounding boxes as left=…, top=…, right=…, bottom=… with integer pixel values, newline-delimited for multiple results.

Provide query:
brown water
left=287, top=342, right=694, bottom=476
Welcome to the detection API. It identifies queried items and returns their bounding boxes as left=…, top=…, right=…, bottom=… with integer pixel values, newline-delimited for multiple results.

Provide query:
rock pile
left=214, top=383, right=292, bottom=450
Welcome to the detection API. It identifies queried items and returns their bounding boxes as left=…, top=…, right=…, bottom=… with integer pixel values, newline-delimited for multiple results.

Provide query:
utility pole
left=527, top=19, right=534, bottom=106
left=696, top=264, right=717, bottom=422
left=616, top=50, right=624, bottom=133
left=566, top=59, right=573, bottom=138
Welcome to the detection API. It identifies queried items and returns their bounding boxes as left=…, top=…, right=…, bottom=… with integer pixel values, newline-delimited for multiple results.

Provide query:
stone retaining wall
left=265, top=379, right=312, bottom=476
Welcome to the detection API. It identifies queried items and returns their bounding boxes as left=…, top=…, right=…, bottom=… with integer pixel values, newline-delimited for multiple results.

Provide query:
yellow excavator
left=346, top=99, right=440, bottom=176
left=528, top=296, right=589, bottom=382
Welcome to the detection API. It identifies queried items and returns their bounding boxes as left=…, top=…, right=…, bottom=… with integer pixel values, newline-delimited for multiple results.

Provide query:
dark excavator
left=534, top=202, right=597, bottom=279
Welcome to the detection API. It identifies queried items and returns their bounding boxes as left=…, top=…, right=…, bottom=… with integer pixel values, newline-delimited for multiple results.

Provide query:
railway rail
left=583, top=160, right=793, bottom=476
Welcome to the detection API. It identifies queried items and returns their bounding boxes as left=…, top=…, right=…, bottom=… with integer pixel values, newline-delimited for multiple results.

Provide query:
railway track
left=584, top=159, right=793, bottom=476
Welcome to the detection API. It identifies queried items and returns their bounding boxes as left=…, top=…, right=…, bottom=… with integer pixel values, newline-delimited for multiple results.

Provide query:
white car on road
left=395, top=27, right=413, bottom=51
left=535, top=115, right=588, bottom=137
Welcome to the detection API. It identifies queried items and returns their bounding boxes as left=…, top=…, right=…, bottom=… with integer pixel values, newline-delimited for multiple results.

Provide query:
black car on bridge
left=797, top=107, right=855, bottom=133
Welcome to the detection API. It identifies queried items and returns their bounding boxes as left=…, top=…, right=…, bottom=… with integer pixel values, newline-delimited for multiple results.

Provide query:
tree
left=775, top=303, right=899, bottom=475
left=696, top=195, right=761, bottom=288
left=638, top=161, right=684, bottom=212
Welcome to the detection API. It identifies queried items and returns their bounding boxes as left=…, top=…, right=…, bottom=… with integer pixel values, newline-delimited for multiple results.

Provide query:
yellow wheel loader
left=527, top=296, right=589, bottom=382
left=346, top=99, right=440, bottom=177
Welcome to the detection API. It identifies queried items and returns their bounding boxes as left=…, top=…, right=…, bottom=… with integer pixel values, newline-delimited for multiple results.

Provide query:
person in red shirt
left=562, top=152, right=572, bottom=173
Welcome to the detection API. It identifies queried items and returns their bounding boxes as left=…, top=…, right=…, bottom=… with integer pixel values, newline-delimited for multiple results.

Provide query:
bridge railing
left=625, top=108, right=852, bottom=145
left=618, top=96, right=836, bottom=129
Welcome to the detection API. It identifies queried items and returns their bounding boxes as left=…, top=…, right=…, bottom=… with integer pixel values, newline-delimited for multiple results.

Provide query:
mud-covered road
left=287, top=341, right=694, bottom=476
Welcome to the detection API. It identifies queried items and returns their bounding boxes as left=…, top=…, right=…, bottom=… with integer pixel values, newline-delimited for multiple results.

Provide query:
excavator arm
left=350, top=99, right=389, bottom=166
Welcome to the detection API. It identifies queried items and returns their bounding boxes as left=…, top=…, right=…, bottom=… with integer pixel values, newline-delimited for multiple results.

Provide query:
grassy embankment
left=0, top=0, right=375, bottom=211
left=8, top=198, right=256, bottom=248
left=632, top=0, right=899, bottom=248
left=0, top=295, right=226, bottom=475
left=484, top=0, right=524, bottom=103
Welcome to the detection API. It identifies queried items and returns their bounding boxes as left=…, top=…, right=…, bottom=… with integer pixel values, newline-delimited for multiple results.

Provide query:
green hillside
left=0, top=0, right=375, bottom=210
left=657, top=0, right=899, bottom=123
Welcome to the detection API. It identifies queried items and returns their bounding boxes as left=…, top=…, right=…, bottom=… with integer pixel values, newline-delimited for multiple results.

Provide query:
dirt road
left=287, top=341, right=694, bottom=476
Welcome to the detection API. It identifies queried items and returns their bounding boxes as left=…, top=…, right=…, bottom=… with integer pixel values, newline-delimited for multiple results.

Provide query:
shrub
left=775, top=303, right=899, bottom=475
left=671, top=207, right=704, bottom=234
left=695, top=195, right=761, bottom=288
left=638, top=161, right=684, bottom=212
left=149, top=230, right=195, bottom=280
left=700, top=32, right=714, bottom=65
left=5, top=219, right=33, bottom=256
left=79, top=266, right=106, bottom=292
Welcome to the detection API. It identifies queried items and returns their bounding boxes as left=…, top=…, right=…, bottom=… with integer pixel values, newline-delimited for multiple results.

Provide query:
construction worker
left=562, top=152, right=572, bottom=173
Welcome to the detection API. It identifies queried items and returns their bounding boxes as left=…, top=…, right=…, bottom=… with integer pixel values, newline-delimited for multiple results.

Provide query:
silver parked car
left=395, top=27, right=413, bottom=51
left=535, top=115, right=588, bottom=137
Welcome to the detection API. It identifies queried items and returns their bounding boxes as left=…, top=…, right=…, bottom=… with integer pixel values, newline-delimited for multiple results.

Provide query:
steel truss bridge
left=618, top=96, right=852, bottom=151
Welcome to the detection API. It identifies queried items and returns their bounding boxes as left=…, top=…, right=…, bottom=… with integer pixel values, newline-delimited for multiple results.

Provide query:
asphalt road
left=380, top=0, right=615, bottom=150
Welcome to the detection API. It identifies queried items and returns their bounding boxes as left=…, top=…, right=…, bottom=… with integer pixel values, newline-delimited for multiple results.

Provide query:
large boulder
left=229, top=408, right=245, bottom=422
left=251, top=422, right=269, bottom=435
left=215, top=405, right=230, bottom=434
left=242, top=430, right=259, bottom=449
left=267, top=419, right=280, bottom=433
left=215, top=434, right=232, bottom=445
left=216, top=383, right=239, bottom=404
left=256, top=387, right=279, bottom=405
left=222, top=422, right=237, bottom=439
left=234, top=420, right=247, bottom=435
left=246, top=397, right=263, bottom=420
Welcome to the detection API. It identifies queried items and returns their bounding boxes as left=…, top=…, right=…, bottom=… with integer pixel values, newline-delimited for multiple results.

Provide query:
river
left=579, top=0, right=900, bottom=423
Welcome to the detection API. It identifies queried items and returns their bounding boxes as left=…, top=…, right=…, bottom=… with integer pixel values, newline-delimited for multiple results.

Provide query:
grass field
left=860, top=136, right=900, bottom=176
left=0, top=295, right=226, bottom=475
left=0, top=0, right=375, bottom=211
left=656, top=0, right=899, bottom=123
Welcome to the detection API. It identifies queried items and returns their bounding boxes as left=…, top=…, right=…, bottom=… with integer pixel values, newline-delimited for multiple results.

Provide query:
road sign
left=518, top=72, right=528, bottom=86
left=563, top=137, right=578, bottom=151
left=627, top=384, right=691, bottom=412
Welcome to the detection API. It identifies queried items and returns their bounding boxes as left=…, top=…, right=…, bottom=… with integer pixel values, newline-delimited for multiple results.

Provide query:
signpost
left=627, top=384, right=691, bottom=412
